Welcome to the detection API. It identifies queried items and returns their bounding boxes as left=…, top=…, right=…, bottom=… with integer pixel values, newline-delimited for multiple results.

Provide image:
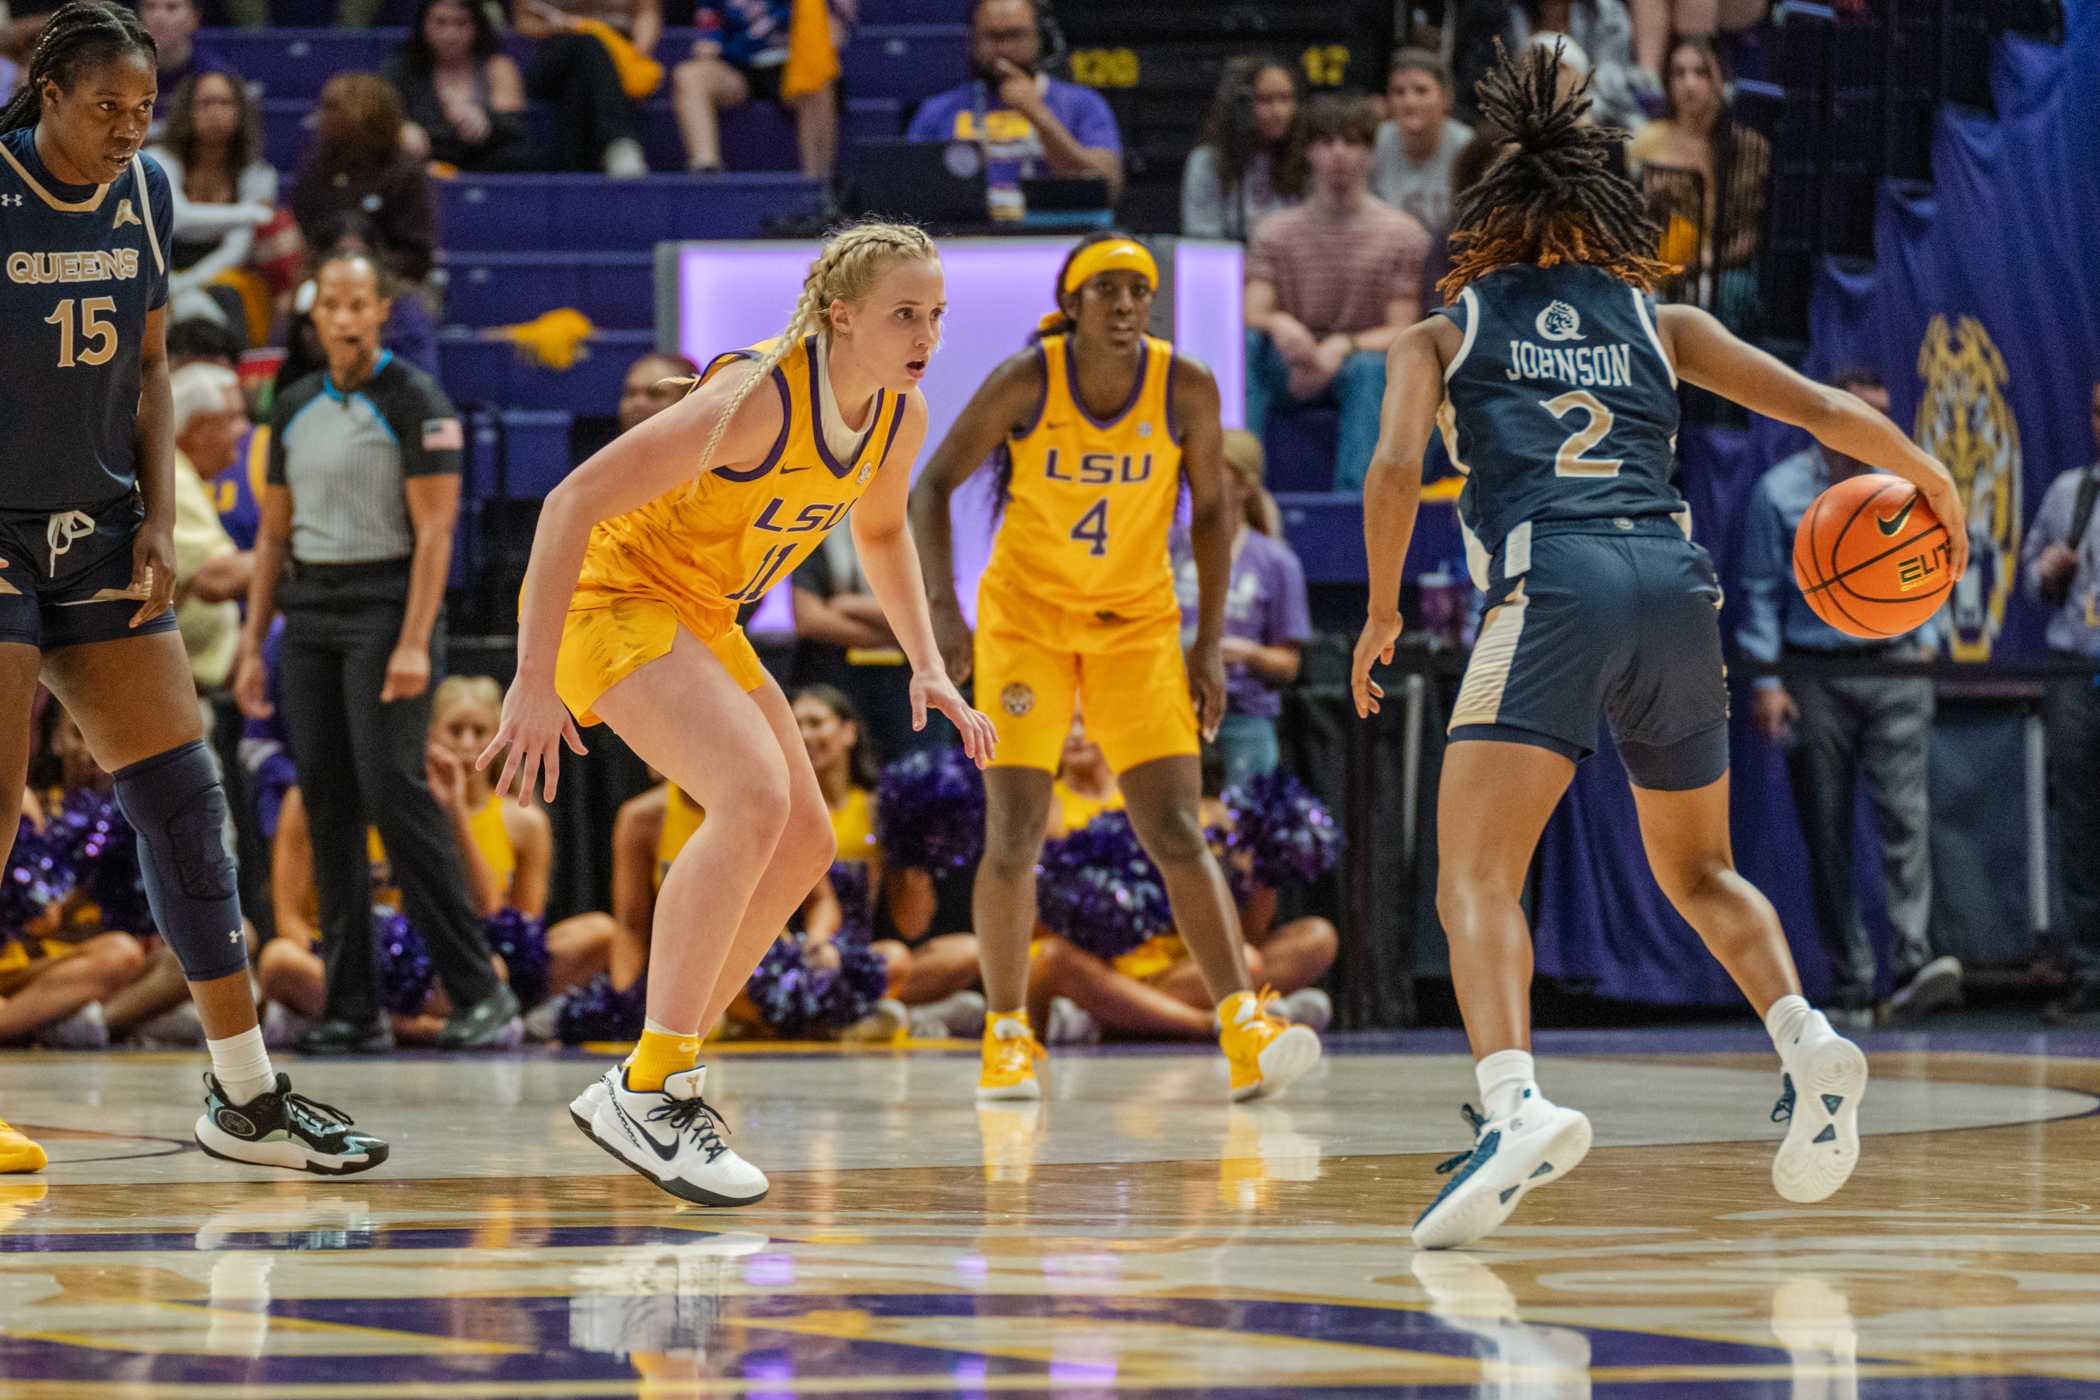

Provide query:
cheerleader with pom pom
left=1027, top=721, right=1338, bottom=1045
left=258, top=677, right=560, bottom=1044
left=1, top=706, right=240, bottom=1051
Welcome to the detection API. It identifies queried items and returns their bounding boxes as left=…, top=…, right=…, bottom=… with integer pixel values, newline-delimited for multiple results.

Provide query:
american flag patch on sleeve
left=422, top=417, right=465, bottom=451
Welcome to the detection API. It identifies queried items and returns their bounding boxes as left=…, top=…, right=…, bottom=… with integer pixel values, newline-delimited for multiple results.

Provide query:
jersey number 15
left=46, top=297, right=119, bottom=369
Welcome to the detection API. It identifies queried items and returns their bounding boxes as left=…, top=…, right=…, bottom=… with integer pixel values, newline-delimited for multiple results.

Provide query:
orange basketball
left=1791, top=472, right=1953, bottom=639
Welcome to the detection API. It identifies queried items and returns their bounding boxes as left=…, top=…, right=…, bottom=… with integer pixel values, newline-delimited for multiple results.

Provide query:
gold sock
left=624, top=1027, right=701, bottom=1092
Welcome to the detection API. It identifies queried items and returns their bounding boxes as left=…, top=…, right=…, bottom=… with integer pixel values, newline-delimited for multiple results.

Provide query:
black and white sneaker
left=193, top=1073, right=390, bottom=1176
left=574, top=1065, right=768, bottom=1206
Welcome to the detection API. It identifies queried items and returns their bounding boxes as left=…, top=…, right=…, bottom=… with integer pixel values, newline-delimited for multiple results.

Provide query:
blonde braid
left=693, top=220, right=938, bottom=482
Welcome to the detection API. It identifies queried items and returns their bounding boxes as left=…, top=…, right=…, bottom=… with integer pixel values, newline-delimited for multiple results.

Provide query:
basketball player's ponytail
left=691, top=221, right=938, bottom=485
left=0, top=2, right=155, bottom=136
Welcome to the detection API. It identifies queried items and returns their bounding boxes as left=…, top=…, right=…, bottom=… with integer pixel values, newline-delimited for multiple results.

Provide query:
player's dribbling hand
left=1351, top=611, right=1402, bottom=718
left=479, top=677, right=587, bottom=805
left=1187, top=637, right=1227, bottom=740
left=128, top=521, right=177, bottom=628
left=930, top=598, right=974, bottom=685
left=1917, top=466, right=1970, bottom=581
left=910, top=668, right=998, bottom=768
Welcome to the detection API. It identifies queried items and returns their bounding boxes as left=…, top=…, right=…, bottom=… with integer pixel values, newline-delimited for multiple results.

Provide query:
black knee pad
left=113, top=739, right=248, bottom=983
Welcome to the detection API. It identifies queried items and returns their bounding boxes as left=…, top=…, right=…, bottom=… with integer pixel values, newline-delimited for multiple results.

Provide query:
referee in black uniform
left=234, top=250, right=518, bottom=1052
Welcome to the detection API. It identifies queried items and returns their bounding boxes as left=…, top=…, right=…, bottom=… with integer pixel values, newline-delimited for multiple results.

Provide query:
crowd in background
left=0, top=0, right=2095, bottom=1047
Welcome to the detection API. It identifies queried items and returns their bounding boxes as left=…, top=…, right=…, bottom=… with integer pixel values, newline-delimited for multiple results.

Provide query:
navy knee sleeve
left=113, top=739, right=248, bottom=982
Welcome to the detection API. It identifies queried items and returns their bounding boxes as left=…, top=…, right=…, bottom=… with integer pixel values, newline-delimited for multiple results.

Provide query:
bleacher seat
left=1262, top=407, right=1340, bottom=495
left=441, top=251, right=653, bottom=330
left=843, top=25, right=968, bottom=104
left=440, top=326, right=655, bottom=417
left=859, top=0, right=968, bottom=23
left=463, top=408, right=575, bottom=500
left=435, top=172, right=823, bottom=253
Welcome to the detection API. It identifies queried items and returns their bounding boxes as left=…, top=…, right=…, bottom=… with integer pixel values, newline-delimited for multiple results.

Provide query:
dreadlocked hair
left=692, top=220, right=938, bottom=484
left=994, top=228, right=1133, bottom=508
left=1438, top=39, right=1675, bottom=301
left=0, top=2, right=155, bottom=136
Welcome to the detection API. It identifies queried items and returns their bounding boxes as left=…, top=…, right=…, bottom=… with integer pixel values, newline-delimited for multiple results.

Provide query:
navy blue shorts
left=0, top=498, right=178, bottom=652
left=1448, top=519, right=1730, bottom=791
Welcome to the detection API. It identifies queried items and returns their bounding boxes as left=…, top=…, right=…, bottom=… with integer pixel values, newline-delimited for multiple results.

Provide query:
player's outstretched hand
left=1351, top=612, right=1403, bottom=718
left=128, top=521, right=177, bottom=628
left=479, top=677, right=587, bottom=804
left=911, top=668, right=997, bottom=768
left=1187, top=637, right=1227, bottom=741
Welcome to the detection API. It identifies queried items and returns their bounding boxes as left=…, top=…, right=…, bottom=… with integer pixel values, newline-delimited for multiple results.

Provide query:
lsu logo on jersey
left=1915, top=314, right=2020, bottom=661
left=1043, top=449, right=1154, bottom=485
left=752, top=497, right=852, bottom=534
left=1535, top=300, right=1585, bottom=342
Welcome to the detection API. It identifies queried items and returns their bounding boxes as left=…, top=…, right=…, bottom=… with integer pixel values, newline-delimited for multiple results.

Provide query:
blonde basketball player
left=912, top=231, right=1322, bottom=1102
left=481, top=223, right=998, bottom=1206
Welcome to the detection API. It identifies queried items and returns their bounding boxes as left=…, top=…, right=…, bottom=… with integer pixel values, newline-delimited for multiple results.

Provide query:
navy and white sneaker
left=1411, top=1093, right=1592, bottom=1251
left=193, top=1073, right=389, bottom=1176
left=1770, top=1033, right=1867, bottom=1203
left=576, top=1065, right=768, bottom=1207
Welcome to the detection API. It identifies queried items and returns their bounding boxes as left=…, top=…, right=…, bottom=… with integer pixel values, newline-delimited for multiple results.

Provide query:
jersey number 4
left=1070, top=499, right=1109, bottom=557
left=46, top=297, right=119, bottom=369
left=1540, top=390, right=1624, bottom=478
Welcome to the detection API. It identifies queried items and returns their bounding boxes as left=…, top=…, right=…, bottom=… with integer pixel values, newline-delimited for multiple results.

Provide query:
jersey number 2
left=46, top=297, right=119, bottom=369
left=1540, top=390, right=1624, bottom=478
left=1071, top=499, right=1109, bottom=557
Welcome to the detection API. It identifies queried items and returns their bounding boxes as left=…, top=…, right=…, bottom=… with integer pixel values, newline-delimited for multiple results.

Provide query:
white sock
left=1763, top=994, right=1828, bottom=1059
left=208, top=1026, right=276, bottom=1106
left=1475, top=1049, right=1537, bottom=1121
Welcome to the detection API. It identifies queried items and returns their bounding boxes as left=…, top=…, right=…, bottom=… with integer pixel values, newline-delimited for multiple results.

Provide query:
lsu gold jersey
left=977, top=334, right=1184, bottom=628
left=572, top=335, right=909, bottom=632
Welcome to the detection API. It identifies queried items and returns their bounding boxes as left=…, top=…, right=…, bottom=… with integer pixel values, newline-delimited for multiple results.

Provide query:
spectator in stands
left=673, top=1, right=841, bottom=178
left=1173, top=431, right=1310, bottom=786
left=617, top=350, right=700, bottom=433
left=1737, top=366, right=1963, bottom=1029
left=166, top=315, right=246, bottom=374
left=1243, top=95, right=1429, bottom=493
left=139, top=0, right=229, bottom=103
left=1630, top=0, right=1768, bottom=88
left=1504, top=1, right=1645, bottom=128
left=1181, top=54, right=1301, bottom=243
left=1370, top=49, right=1472, bottom=266
left=790, top=527, right=925, bottom=761
left=170, top=363, right=254, bottom=698
left=390, top=0, right=535, bottom=173
left=234, top=249, right=518, bottom=1055
left=290, top=74, right=435, bottom=286
left=510, top=0, right=654, bottom=176
left=907, top=0, right=1123, bottom=215
left=146, top=72, right=278, bottom=339
left=2027, top=379, right=2100, bottom=1026
left=1629, top=35, right=1768, bottom=332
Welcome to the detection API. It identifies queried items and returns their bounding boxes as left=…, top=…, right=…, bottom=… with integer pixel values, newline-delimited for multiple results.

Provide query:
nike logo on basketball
left=1877, top=500, right=1917, bottom=536
left=614, top=1098, right=681, bottom=1162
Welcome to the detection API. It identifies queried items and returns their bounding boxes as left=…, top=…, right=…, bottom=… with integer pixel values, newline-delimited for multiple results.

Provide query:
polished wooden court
left=2, top=1028, right=2097, bottom=1397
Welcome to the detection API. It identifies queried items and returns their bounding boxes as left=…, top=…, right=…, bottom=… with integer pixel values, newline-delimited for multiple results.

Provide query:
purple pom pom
left=374, top=909, right=435, bottom=1015
left=825, top=860, right=873, bottom=943
left=557, top=972, right=646, bottom=1043
left=482, top=907, right=549, bottom=1008
left=1224, top=770, right=1342, bottom=889
left=1036, top=812, right=1172, bottom=962
left=1, top=816, right=75, bottom=942
left=52, top=791, right=154, bottom=935
left=746, top=932, right=888, bottom=1036
left=876, top=748, right=985, bottom=871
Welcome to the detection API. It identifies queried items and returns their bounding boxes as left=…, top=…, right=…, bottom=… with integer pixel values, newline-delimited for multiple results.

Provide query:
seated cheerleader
left=259, top=676, right=558, bottom=1042
left=562, top=768, right=910, bottom=1044
left=1, top=706, right=236, bottom=1049
left=793, top=685, right=983, bottom=1024
left=1027, top=717, right=1337, bottom=1043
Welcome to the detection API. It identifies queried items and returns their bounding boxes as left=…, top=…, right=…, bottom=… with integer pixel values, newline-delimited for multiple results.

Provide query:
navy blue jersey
left=1435, top=264, right=1684, bottom=581
left=0, top=129, right=173, bottom=512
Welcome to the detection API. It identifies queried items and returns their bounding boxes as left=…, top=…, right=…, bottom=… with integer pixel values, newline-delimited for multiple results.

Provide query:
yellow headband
left=1038, top=239, right=1158, bottom=332
left=1061, top=239, right=1158, bottom=295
